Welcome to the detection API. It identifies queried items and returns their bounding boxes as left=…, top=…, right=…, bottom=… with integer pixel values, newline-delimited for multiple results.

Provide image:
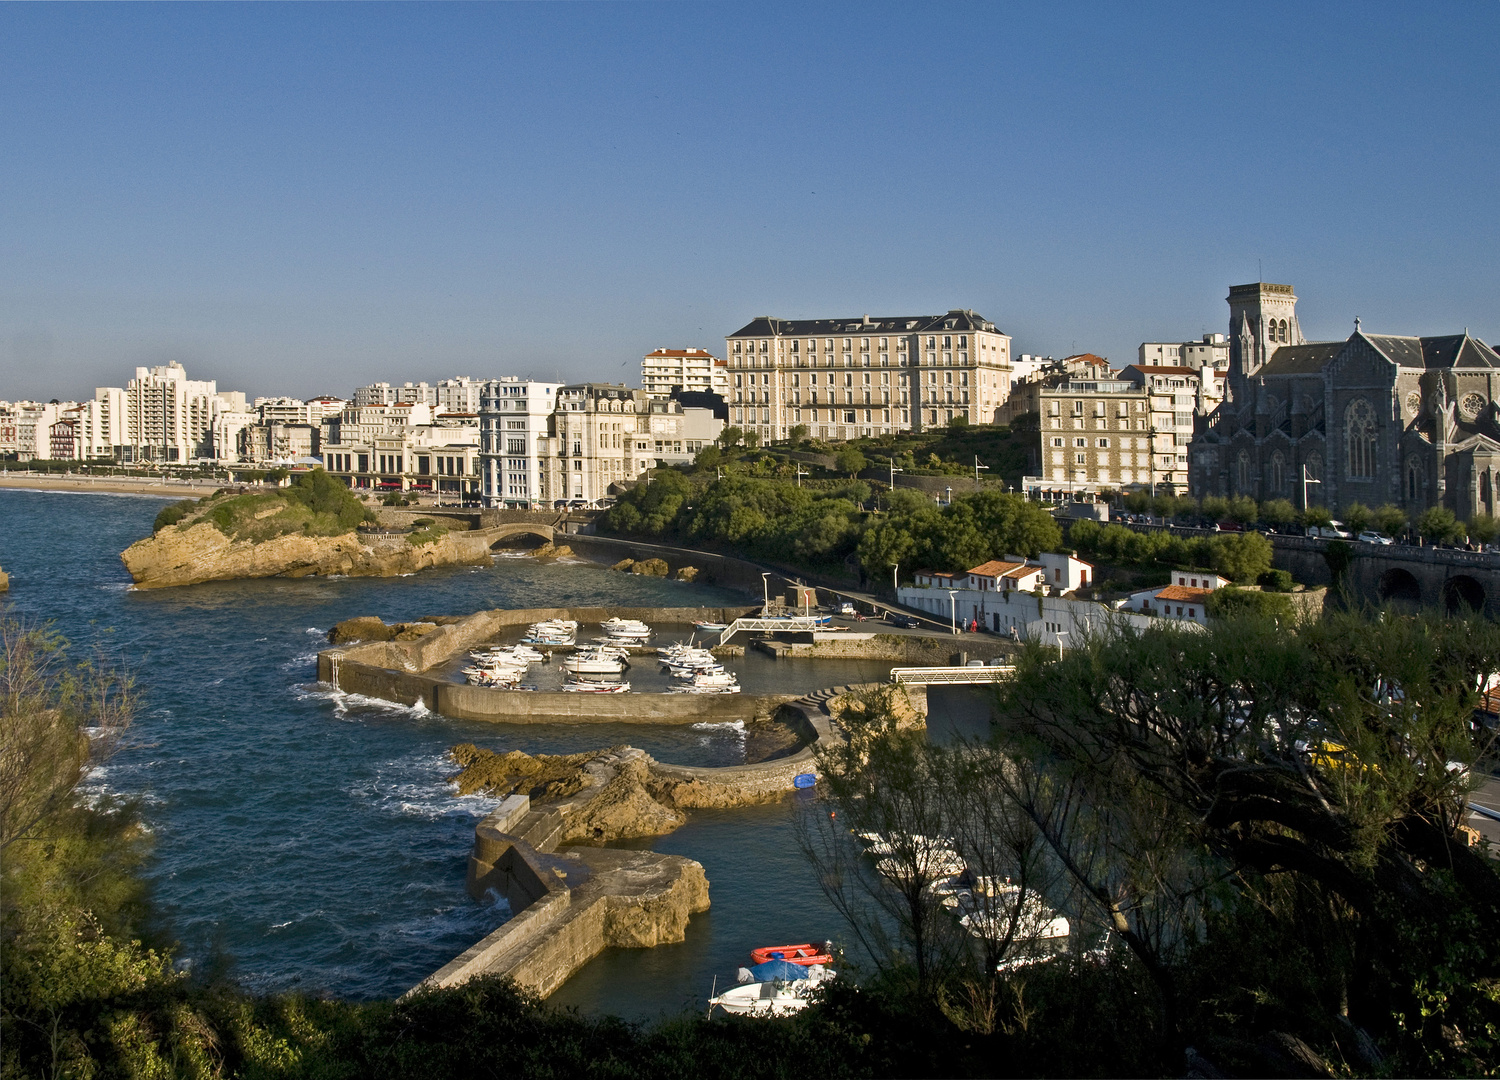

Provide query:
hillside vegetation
left=152, top=470, right=374, bottom=543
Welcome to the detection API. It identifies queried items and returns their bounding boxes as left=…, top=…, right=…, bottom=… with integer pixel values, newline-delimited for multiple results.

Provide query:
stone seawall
left=758, top=633, right=1014, bottom=664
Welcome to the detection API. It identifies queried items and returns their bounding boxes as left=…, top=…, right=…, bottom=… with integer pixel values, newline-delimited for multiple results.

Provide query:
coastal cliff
left=118, top=471, right=496, bottom=589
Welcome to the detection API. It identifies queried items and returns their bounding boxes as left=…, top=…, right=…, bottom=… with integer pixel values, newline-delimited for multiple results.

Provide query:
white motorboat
left=682, top=669, right=737, bottom=688
left=560, top=652, right=627, bottom=675
left=958, top=892, right=1070, bottom=941
left=708, top=965, right=833, bottom=1016
left=600, top=618, right=651, bottom=641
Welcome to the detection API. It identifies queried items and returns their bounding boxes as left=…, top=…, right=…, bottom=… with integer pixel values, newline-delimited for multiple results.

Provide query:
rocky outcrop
left=631, top=558, right=668, bottom=577
left=120, top=521, right=495, bottom=589
left=0, top=565, right=8, bottom=592
left=450, top=740, right=809, bottom=841
left=829, top=683, right=927, bottom=731
left=530, top=542, right=573, bottom=560
left=610, top=558, right=635, bottom=572
left=673, top=566, right=698, bottom=582
left=327, top=617, right=440, bottom=644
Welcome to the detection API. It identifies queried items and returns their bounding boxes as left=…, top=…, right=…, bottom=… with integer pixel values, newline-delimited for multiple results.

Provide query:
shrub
left=1257, top=568, right=1294, bottom=592
left=152, top=500, right=195, bottom=533
left=1206, top=585, right=1294, bottom=621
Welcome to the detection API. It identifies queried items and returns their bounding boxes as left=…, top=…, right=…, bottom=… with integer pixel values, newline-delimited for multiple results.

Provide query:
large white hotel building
left=724, top=310, right=1014, bottom=442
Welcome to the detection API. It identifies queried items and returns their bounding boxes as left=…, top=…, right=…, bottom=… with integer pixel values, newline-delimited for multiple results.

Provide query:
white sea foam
left=305, top=627, right=325, bottom=636
left=691, top=720, right=746, bottom=733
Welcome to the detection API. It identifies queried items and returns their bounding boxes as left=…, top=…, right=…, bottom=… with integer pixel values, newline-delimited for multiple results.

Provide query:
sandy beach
left=0, top=473, right=227, bottom=499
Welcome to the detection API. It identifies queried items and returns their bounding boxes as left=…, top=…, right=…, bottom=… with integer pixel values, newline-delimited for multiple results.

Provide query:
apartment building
left=641, top=349, right=728, bottom=400
left=1118, top=364, right=1224, bottom=417
left=120, top=363, right=247, bottom=463
left=1023, top=378, right=1166, bottom=497
left=537, top=384, right=723, bottom=506
left=1138, top=333, right=1229, bottom=370
left=477, top=378, right=562, bottom=509
left=321, top=401, right=481, bottom=501
left=723, top=310, right=1014, bottom=444
left=353, top=377, right=487, bottom=413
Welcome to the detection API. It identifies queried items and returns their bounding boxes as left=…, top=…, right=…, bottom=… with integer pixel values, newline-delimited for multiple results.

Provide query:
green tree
left=1469, top=514, right=1500, bottom=545
left=1226, top=495, right=1258, bottom=525
left=718, top=426, right=743, bottom=449
left=788, top=423, right=810, bottom=444
left=1373, top=503, right=1408, bottom=537
left=694, top=444, right=721, bottom=470
left=1343, top=501, right=1373, bottom=534
left=743, top=430, right=761, bottom=451
left=1208, top=531, right=1273, bottom=584
left=1205, top=585, right=1294, bottom=621
left=1259, top=498, right=1298, bottom=529
left=1200, top=495, right=1229, bottom=522
left=835, top=447, right=868, bottom=478
left=1301, top=504, right=1333, bottom=529
left=947, top=413, right=969, bottom=429
left=1417, top=505, right=1464, bottom=544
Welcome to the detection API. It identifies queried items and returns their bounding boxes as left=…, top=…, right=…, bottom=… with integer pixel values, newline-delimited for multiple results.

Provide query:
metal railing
left=890, top=665, right=1015, bottom=685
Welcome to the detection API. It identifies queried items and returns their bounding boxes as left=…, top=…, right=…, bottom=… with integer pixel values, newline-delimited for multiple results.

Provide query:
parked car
left=1357, top=530, right=1395, bottom=545
left=887, top=612, right=920, bottom=629
left=836, top=601, right=857, bottom=617
left=1306, top=524, right=1353, bottom=539
left=1215, top=521, right=1244, bottom=532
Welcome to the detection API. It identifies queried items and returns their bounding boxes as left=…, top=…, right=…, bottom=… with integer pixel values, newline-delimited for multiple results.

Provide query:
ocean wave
left=305, top=627, right=325, bottom=636
left=691, top=720, right=746, bottom=733
left=293, top=684, right=433, bottom=720
left=344, top=750, right=502, bottom=823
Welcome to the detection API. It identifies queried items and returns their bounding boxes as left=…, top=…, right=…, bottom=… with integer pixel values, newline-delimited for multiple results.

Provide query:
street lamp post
left=795, top=465, right=808, bottom=488
left=974, top=456, right=989, bottom=490
left=1056, top=630, right=1067, bottom=661
left=946, top=589, right=958, bottom=636
left=945, top=485, right=953, bottom=505
left=761, top=572, right=772, bottom=614
left=1301, top=464, right=1322, bottom=511
left=892, top=562, right=899, bottom=596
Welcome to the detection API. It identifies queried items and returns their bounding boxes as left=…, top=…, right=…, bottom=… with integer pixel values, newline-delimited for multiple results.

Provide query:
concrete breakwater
left=417, top=703, right=844, bottom=998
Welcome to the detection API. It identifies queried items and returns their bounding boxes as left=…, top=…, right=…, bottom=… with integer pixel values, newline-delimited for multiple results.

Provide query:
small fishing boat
left=749, top=944, right=833, bottom=967
left=560, top=649, right=628, bottom=675
left=562, top=679, right=630, bottom=693
left=692, top=620, right=729, bottom=633
left=708, top=961, right=833, bottom=1016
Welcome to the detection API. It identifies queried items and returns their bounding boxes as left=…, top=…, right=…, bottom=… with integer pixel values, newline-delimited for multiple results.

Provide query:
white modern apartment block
left=477, top=378, right=562, bottom=509
left=641, top=349, right=728, bottom=400
left=1138, top=333, right=1229, bottom=370
left=724, top=310, right=1014, bottom=444
left=116, top=362, right=247, bottom=463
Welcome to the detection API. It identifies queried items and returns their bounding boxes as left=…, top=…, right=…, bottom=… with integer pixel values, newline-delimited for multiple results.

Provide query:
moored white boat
left=708, top=962, right=833, bottom=1016
left=560, top=651, right=627, bottom=675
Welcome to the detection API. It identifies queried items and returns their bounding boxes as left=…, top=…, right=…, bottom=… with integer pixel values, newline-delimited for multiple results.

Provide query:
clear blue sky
left=2, top=2, right=1496, bottom=403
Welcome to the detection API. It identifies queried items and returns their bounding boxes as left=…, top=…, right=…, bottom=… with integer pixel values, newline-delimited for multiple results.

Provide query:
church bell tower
left=1227, top=283, right=1303, bottom=395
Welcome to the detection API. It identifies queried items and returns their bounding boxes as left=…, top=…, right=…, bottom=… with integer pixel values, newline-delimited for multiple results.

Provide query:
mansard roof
left=728, top=310, right=1002, bottom=337
left=1260, top=341, right=1345, bottom=375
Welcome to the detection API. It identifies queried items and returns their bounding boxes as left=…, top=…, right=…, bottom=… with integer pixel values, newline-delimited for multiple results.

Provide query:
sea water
left=0, top=490, right=937, bottom=1013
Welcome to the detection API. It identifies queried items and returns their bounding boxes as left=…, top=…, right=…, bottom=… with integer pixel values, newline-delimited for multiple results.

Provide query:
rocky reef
left=0, top=565, right=8, bottom=592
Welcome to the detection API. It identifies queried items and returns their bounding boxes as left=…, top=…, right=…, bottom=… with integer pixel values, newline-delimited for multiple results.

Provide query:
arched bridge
left=1266, top=535, right=1499, bottom=617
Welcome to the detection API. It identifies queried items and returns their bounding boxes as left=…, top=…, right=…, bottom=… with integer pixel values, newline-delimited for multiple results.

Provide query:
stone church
left=1188, top=282, right=1500, bottom=519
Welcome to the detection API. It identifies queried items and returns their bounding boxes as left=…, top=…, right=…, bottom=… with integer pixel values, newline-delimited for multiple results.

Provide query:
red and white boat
left=749, top=943, right=832, bottom=967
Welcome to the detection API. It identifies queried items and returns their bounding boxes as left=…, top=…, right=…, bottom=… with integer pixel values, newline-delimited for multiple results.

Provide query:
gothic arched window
left=1346, top=399, right=1377, bottom=478
left=1279, top=319, right=1289, bottom=343
left=1237, top=450, right=1252, bottom=494
left=1406, top=456, right=1422, bottom=502
left=1271, top=451, right=1286, bottom=494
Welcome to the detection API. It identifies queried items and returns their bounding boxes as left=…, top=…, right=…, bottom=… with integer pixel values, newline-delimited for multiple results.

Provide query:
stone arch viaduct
left=1111, top=523, right=1500, bottom=618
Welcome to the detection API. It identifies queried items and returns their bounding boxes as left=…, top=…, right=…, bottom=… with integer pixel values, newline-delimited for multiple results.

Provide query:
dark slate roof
left=1421, top=333, right=1500, bottom=369
left=728, top=310, right=1001, bottom=337
left=1260, top=341, right=1345, bottom=375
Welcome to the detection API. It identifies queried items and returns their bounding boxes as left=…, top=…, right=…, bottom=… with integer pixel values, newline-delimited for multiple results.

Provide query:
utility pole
left=974, top=455, right=989, bottom=490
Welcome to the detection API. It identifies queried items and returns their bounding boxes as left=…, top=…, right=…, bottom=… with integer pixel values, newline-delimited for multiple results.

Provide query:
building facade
left=723, top=310, right=1014, bottom=444
left=1138, top=333, right=1230, bottom=370
left=1189, top=283, right=1500, bottom=518
left=321, top=402, right=482, bottom=501
left=641, top=349, right=727, bottom=400
left=536, top=384, right=723, bottom=506
left=477, top=379, right=562, bottom=509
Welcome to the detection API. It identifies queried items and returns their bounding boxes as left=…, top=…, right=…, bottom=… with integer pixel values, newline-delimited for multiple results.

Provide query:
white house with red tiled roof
left=1128, top=573, right=1228, bottom=625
